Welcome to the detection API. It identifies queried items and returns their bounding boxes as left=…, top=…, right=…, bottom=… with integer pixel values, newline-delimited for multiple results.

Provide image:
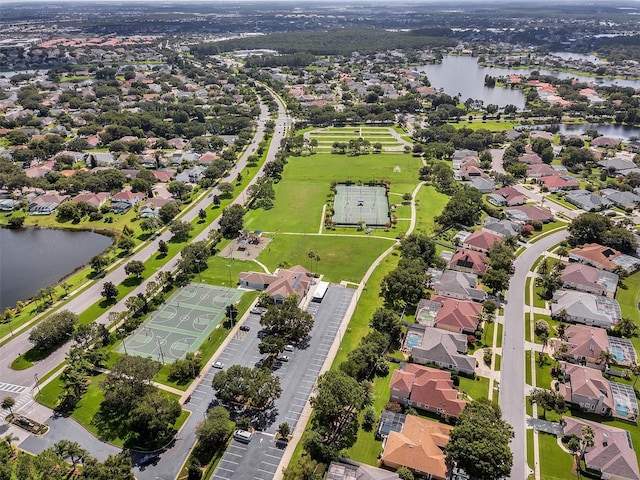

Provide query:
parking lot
left=210, top=285, right=355, bottom=480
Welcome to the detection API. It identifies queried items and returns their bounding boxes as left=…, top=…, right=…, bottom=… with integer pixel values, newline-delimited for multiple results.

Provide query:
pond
left=416, top=56, right=640, bottom=109
left=521, top=123, right=640, bottom=141
left=0, top=227, right=113, bottom=310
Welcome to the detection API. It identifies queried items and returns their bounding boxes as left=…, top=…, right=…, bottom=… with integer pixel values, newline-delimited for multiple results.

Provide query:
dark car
left=239, top=325, right=250, bottom=332
left=139, top=453, right=159, bottom=467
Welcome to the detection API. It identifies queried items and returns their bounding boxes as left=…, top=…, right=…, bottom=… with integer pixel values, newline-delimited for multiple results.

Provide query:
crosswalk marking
left=0, top=382, right=29, bottom=394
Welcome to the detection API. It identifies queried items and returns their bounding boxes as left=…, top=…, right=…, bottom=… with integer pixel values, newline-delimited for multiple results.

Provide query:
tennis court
left=332, top=184, right=391, bottom=226
left=117, top=283, right=242, bottom=364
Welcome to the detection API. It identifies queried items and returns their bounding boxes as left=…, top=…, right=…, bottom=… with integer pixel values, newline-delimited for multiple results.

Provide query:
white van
left=233, top=429, right=253, bottom=443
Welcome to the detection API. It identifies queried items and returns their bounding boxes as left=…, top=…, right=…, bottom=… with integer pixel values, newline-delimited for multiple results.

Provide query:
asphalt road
left=499, top=230, right=568, bottom=480
left=135, top=286, right=354, bottom=480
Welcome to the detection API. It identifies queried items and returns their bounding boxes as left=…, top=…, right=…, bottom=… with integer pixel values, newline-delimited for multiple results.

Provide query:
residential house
left=327, top=461, right=399, bottom=480
left=431, top=296, right=482, bottom=334
left=551, top=290, right=622, bottom=328
left=381, top=415, right=452, bottom=480
left=600, top=188, right=640, bottom=210
left=111, top=190, right=145, bottom=206
left=559, top=363, right=613, bottom=416
left=406, top=325, right=476, bottom=376
left=487, top=186, right=527, bottom=207
left=451, top=149, right=477, bottom=170
left=29, top=192, right=68, bottom=215
left=560, top=263, right=618, bottom=298
left=449, top=249, right=488, bottom=276
left=591, top=137, right=622, bottom=148
left=482, top=217, right=521, bottom=238
left=555, top=324, right=636, bottom=366
left=562, top=417, right=640, bottom=480
left=469, top=176, right=495, bottom=194
left=569, top=243, right=640, bottom=273
left=459, top=164, right=486, bottom=181
left=174, top=165, right=205, bottom=184
left=433, top=270, right=486, bottom=302
left=538, top=175, right=579, bottom=192
left=527, top=163, right=568, bottom=178
left=71, top=192, right=110, bottom=209
left=505, top=205, right=554, bottom=224
left=238, top=265, right=312, bottom=304
left=529, top=130, right=555, bottom=142
left=564, top=190, right=609, bottom=212
left=598, top=158, right=637, bottom=176
left=519, top=152, right=543, bottom=165
left=390, top=364, right=466, bottom=420
left=462, top=230, right=502, bottom=253
left=87, top=152, right=116, bottom=167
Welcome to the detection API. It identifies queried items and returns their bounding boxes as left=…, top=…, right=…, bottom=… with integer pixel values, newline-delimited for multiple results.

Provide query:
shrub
left=535, top=320, right=550, bottom=336
left=532, top=220, right=543, bottom=231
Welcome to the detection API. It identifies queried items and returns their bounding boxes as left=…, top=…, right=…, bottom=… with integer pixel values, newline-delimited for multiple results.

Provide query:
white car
left=277, top=355, right=290, bottom=362
left=213, top=361, right=224, bottom=369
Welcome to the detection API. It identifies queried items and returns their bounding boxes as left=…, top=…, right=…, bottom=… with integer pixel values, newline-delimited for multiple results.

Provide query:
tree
left=282, top=455, right=320, bottom=480
left=369, top=308, right=403, bottom=342
left=101, top=355, right=161, bottom=411
left=169, top=352, right=202, bottom=382
left=447, top=399, right=514, bottom=480
left=259, top=335, right=286, bottom=356
left=158, top=239, right=169, bottom=256
left=101, top=281, right=119, bottom=302
left=529, top=387, right=566, bottom=419
left=198, top=208, right=207, bottom=221
left=211, top=365, right=282, bottom=410
left=29, top=310, right=78, bottom=351
left=53, top=440, right=88, bottom=470
left=219, top=204, right=245, bottom=238
left=159, top=201, right=180, bottom=224
left=140, top=217, right=161, bottom=234
left=127, top=390, right=181, bottom=442
left=124, top=260, right=145, bottom=278
left=167, top=180, right=193, bottom=201
left=90, top=254, right=107, bottom=274
left=614, top=317, right=638, bottom=338
left=82, top=452, right=135, bottom=480
left=248, top=176, right=276, bottom=209
left=435, top=185, right=483, bottom=227
left=170, top=220, right=193, bottom=241
left=278, top=422, right=291, bottom=439
left=218, top=182, right=235, bottom=197
left=396, top=467, right=414, bottom=480
left=1, top=397, right=15, bottom=417
left=399, top=233, right=437, bottom=266
left=596, top=349, right=617, bottom=369
left=196, top=406, right=235, bottom=452
left=307, top=370, right=366, bottom=462
left=482, top=267, right=510, bottom=294
left=260, top=296, right=314, bottom=340
left=380, top=258, right=426, bottom=307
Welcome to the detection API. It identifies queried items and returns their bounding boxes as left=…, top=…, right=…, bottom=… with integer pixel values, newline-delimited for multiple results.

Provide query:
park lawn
left=245, top=152, right=421, bottom=233
left=346, top=363, right=399, bottom=465
left=459, top=376, right=490, bottom=401
left=538, top=432, right=575, bottom=480
left=452, top=120, right=518, bottom=131
left=414, top=185, right=449, bottom=235
left=257, top=234, right=392, bottom=284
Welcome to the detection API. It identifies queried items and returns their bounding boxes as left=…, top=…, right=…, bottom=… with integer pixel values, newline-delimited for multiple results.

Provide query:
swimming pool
left=611, top=345, right=625, bottom=363
left=615, top=401, right=630, bottom=417
left=406, top=333, right=421, bottom=349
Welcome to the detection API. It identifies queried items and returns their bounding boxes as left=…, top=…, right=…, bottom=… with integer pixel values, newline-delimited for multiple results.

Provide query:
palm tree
left=556, top=245, right=569, bottom=260
left=557, top=322, right=568, bottom=341
left=615, top=317, right=638, bottom=339
left=596, top=349, right=616, bottom=370
left=631, top=363, right=640, bottom=388
left=307, top=251, right=316, bottom=273
left=1, top=396, right=15, bottom=417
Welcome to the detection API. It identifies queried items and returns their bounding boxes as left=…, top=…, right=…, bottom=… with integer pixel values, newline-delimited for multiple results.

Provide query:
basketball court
left=332, top=184, right=391, bottom=226
left=116, top=283, right=242, bottom=364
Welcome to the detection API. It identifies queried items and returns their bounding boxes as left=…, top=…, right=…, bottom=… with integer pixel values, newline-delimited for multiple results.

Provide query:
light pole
left=34, top=373, right=41, bottom=395
left=156, top=336, right=165, bottom=365
left=119, top=329, right=128, bottom=355
left=227, top=263, right=232, bottom=290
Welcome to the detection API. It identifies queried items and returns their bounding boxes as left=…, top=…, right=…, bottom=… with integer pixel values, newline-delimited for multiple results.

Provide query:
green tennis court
left=332, top=184, right=391, bottom=226
left=117, top=283, right=242, bottom=363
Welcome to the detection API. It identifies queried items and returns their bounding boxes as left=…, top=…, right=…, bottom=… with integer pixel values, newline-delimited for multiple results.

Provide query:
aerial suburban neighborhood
left=1, top=1, right=640, bottom=480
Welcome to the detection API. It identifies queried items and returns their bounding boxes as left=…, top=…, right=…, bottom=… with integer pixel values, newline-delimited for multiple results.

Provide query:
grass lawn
left=527, top=429, right=535, bottom=477
left=459, top=376, right=490, bottom=401
left=451, top=120, right=518, bottom=131
left=526, top=351, right=532, bottom=385
left=616, top=270, right=640, bottom=353
left=538, top=432, right=575, bottom=480
left=534, top=353, right=554, bottom=390
left=414, top=185, right=449, bottom=235
left=533, top=285, right=547, bottom=309
left=257, top=234, right=392, bottom=284
left=346, top=363, right=399, bottom=465
left=546, top=194, right=579, bottom=211
left=244, top=152, right=422, bottom=233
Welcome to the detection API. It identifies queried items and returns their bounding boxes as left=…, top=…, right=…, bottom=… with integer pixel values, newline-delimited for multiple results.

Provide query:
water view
left=417, top=56, right=640, bottom=108
left=0, top=227, right=112, bottom=310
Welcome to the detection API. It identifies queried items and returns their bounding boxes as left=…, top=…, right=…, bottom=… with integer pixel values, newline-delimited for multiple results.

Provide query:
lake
left=416, top=56, right=640, bottom=109
left=518, top=123, right=640, bottom=141
left=0, top=228, right=113, bottom=310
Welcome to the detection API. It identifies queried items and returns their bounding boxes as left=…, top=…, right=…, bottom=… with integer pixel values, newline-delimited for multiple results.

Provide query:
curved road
left=500, top=229, right=568, bottom=480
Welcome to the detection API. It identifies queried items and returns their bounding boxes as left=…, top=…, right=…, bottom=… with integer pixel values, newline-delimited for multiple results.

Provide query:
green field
left=244, top=152, right=422, bottom=233
left=616, top=270, right=640, bottom=354
left=257, top=234, right=392, bottom=283
left=538, top=432, right=575, bottom=480
left=414, top=185, right=449, bottom=235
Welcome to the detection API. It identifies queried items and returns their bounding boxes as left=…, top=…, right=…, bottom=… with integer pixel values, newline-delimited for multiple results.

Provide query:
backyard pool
left=406, top=333, right=422, bottom=349
left=611, top=345, right=625, bottom=363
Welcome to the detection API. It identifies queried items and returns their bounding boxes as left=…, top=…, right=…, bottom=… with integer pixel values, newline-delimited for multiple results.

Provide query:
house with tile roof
left=505, top=205, right=554, bottom=224
left=559, top=362, right=613, bottom=416
left=433, top=270, right=486, bottom=302
left=406, top=325, right=476, bottom=376
left=527, top=163, right=567, bottom=178
left=564, top=189, right=609, bottom=212
left=462, top=230, right=502, bottom=253
left=449, top=249, right=488, bottom=276
left=482, top=217, right=522, bottom=238
left=591, top=137, right=622, bottom=148
left=551, top=290, right=621, bottom=328
left=327, top=461, right=399, bottom=480
left=487, top=186, right=527, bottom=207
left=71, top=192, right=110, bottom=209
left=560, top=263, right=618, bottom=298
left=555, top=325, right=610, bottom=365
left=390, top=363, right=466, bottom=420
left=431, top=295, right=482, bottom=334
left=569, top=243, right=640, bottom=273
left=519, top=152, right=543, bottom=165
left=381, top=415, right=452, bottom=480
left=238, top=265, right=312, bottom=305
left=562, top=417, right=640, bottom=480
left=538, top=175, right=580, bottom=192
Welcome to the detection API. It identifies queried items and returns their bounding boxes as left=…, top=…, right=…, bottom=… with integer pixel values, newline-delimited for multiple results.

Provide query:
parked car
left=277, top=355, right=290, bottom=362
left=213, top=361, right=224, bottom=369
left=284, top=344, right=294, bottom=352
left=233, top=430, right=253, bottom=443
left=239, top=325, right=250, bottom=332
left=250, top=307, right=267, bottom=315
